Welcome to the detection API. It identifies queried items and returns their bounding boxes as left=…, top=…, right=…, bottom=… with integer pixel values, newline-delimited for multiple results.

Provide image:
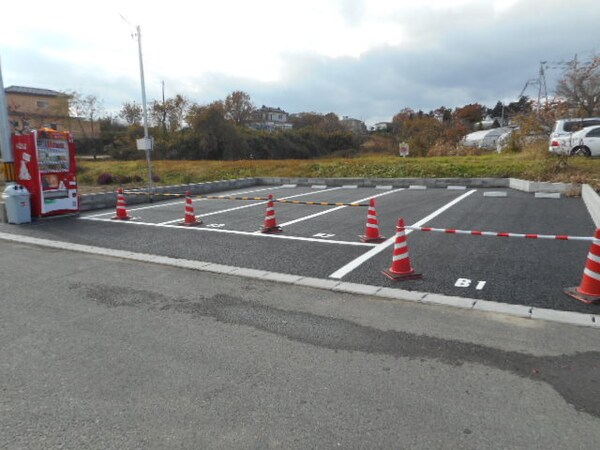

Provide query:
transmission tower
left=519, top=61, right=549, bottom=112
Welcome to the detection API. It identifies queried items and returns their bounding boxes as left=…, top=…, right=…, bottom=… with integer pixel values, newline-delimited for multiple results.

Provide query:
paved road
left=1, top=241, right=599, bottom=449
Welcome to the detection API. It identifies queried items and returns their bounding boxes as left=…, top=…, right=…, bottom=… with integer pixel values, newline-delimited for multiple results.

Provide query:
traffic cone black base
left=359, top=235, right=386, bottom=243
left=260, top=225, right=283, bottom=234
left=381, top=270, right=423, bottom=281
left=564, top=287, right=600, bottom=305
left=177, top=219, right=203, bottom=227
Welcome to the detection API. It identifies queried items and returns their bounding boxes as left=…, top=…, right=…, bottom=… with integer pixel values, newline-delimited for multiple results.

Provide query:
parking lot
left=2, top=183, right=597, bottom=315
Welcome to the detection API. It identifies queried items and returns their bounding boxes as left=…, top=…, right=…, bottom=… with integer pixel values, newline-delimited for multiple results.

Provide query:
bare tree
left=119, top=101, right=143, bottom=126
left=556, top=55, right=600, bottom=117
left=67, top=91, right=104, bottom=140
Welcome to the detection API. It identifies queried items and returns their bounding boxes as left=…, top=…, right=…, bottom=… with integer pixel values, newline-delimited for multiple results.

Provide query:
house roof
left=258, top=105, right=287, bottom=114
left=5, top=86, right=63, bottom=97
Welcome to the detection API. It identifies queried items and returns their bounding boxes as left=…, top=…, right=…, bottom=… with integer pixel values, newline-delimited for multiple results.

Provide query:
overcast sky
left=1, top=0, right=599, bottom=126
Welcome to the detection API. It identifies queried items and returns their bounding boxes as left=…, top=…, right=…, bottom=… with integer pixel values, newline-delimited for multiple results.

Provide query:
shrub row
left=97, top=173, right=160, bottom=185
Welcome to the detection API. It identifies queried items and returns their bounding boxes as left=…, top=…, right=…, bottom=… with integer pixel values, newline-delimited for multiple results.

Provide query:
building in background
left=340, top=116, right=367, bottom=134
left=5, top=86, right=92, bottom=139
left=250, top=105, right=293, bottom=131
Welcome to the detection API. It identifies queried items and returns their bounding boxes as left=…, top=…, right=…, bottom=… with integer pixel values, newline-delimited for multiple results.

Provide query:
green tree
left=224, top=90, right=255, bottom=126
left=187, top=102, right=248, bottom=159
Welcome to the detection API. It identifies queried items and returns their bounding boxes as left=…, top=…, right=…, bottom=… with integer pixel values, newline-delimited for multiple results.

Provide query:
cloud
left=2, top=0, right=600, bottom=127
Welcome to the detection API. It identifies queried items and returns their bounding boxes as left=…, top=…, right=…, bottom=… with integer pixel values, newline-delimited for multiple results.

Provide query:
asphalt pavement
left=1, top=240, right=599, bottom=449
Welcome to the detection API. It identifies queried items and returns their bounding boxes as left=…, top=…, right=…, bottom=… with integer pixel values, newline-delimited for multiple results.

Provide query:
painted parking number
left=455, top=278, right=486, bottom=290
left=206, top=223, right=225, bottom=228
left=313, top=233, right=336, bottom=238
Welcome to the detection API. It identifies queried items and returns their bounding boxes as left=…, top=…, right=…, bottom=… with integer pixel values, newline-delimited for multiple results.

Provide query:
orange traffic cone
left=179, top=191, right=202, bottom=226
left=382, top=218, right=422, bottom=281
left=111, top=188, right=132, bottom=220
left=565, top=229, right=600, bottom=304
left=359, top=198, right=385, bottom=243
left=260, top=194, right=282, bottom=233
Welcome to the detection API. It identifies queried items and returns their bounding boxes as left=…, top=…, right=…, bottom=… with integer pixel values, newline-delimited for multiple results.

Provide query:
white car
left=550, top=125, right=600, bottom=156
left=565, top=125, right=600, bottom=157
left=548, top=117, right=600, bottom=155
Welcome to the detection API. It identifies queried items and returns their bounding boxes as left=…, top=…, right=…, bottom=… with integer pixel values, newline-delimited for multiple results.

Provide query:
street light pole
left=135, top=25, right=154, bottom=198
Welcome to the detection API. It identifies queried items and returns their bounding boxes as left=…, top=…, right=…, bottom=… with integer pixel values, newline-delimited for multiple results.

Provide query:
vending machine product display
left=12, top=128, right=79, bottom=217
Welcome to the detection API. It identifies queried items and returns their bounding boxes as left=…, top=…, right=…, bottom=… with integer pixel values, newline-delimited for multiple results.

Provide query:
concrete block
left=472, top=300, right=532, bottom=318
left=483, top=191, right=508, bottom=197
left=260, top=272, right=304, bottom=284
left=293, top=277, right=341, bottom=290
left=530, top=308, right=596, bottom=327
left=374, top=287, right=428, bottom=302
left=334, top=282, right=381, bottom=295
left=447, top=186, right=467, bottom=190
left=535, top=192, right=560, bottom=199
left=229, top=267, right=270, bottom=278
left=375, top=185, right=393, bottom=190
left=202, top=263, right=238, bottom=274
left=341, top=185, right=358, bottom=189
left=311, top=185, right=327, bottom=189
left=409, top=185, right=427, bottom=190
left=421, top=294, right=477, bottom=309
left=582, top=184, right=600, bottom=228
left=280, top=184, right=297, bottom=188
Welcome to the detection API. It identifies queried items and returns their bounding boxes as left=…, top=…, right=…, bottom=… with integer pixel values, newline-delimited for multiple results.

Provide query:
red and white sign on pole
left=399, top=142, right=409, bottom=157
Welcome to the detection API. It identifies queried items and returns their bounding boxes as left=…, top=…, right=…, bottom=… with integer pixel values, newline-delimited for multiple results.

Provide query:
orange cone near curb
left=260, top=194, right=282, bottom=233
left=111, top=188, right=132, bottom=220
left=179, top=191, right=202, bottom=226
left=359, top=198, right=385, bottom=243
left=382, top=218, right=422, bottom=281
left=565, top=228, right=600, bottom=304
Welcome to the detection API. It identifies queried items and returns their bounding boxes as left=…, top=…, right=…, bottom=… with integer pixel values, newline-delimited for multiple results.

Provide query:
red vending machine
left=13, top=128, right=79, bottom=217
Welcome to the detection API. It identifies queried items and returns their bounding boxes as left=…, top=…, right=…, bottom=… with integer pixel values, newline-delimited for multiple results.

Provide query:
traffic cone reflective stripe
left=111, top=188, right=132, bottom=220
left=261, top=194, right=282, bottom=233
left=565, top=229, right=600, bottom=304
left=359, top=198, right=385, bottom=243
left=382, top=218, right=422, bottom=281
left=180, top=191, right=202, bottom=226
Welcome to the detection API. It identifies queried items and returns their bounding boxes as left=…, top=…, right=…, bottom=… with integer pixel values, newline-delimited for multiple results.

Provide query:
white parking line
left=328, top=189, right=477, bottom=279
left=80, top=185, right=292, bottom=219
left=82, top=216, right=376, bottom=247
left=278, top=188, right=405, bottom=227
left=155, top=186, right=343, bottom=225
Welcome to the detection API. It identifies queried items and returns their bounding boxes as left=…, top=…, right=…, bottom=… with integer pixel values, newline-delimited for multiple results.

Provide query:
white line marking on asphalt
left=328, top=189, right=477, bottom=279
left=81, top=216, right=376, bottom=247
left=278, top=188, right=405, bottom=227
left=154, top=186, right=344, bottom=225
left=79, top=186, right=339, bottom=223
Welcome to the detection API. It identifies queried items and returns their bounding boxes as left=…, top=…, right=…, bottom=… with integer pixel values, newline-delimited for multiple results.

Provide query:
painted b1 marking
left=313, top=233, right=336, bottom=238
left=206, top=223, right=225, bottom=228
left=455, top=278, right=486, bottom=290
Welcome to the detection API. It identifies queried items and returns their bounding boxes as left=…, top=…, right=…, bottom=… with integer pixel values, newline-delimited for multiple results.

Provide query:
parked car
left=562, top=125, right=600, bottom=157
left=549, top=117, right=600, bottom=155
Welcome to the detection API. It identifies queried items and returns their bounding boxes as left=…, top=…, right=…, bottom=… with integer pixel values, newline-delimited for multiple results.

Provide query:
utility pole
left=0, top=58, right=15, bottom=185
left=135, top=25, right=154, bottom=197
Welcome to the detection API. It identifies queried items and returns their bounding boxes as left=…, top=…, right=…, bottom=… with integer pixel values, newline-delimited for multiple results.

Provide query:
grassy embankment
left=75, top=144, right=600, bottom=194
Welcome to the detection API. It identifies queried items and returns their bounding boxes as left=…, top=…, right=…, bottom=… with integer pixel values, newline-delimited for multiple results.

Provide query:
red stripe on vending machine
left=13, top=128, right=79, bottom=217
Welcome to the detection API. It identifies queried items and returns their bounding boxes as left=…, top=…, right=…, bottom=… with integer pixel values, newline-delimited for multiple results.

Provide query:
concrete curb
left=0, top=231, right=597, bottom=329
left=582, top=184, right=600, bottom=228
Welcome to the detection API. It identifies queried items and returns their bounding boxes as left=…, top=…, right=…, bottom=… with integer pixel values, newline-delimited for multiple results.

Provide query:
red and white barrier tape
left=403, top=225, right=597, bottom=242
